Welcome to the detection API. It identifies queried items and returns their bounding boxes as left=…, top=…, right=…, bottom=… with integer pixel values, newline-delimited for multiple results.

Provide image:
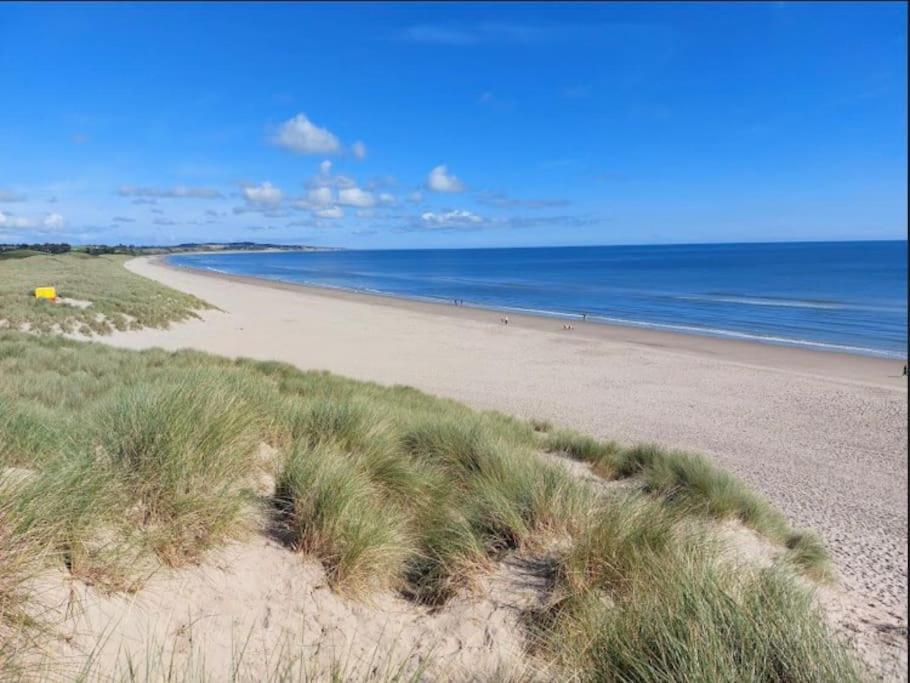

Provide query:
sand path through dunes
left=107, top=257, right=908, bottom=651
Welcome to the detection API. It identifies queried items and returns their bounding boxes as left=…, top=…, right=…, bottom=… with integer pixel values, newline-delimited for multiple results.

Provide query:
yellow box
left=34, top=287, right=57, bottom=300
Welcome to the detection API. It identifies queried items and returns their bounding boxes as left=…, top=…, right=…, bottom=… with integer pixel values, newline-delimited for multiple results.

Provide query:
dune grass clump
left=0, top=399, right=67, bottom=468
left=533, top=494, right=861, bottom=682
left=529, top=418, right=553, bottom=433
left=784, top=530, right=833, bottom=581
left=276, top=443, right=411, bottom=593
left=542, top=429, right=621, bottom=478
left=273, top=407, right=590, bottom=599
left=628, top=445, right=789, bottom=534
left=543, top=432, right=833, bottom=578
left=92, top=377, right=261, bottom=564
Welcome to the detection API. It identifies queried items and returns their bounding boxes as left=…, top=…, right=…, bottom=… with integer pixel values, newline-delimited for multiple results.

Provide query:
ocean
left=169, top=241, right=908, bottom=358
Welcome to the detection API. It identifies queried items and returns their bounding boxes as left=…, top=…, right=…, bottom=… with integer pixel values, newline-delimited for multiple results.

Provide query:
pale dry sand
left=102, top=256, right=908, bottom=672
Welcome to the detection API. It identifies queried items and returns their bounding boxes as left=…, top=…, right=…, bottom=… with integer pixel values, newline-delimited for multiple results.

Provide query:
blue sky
left=0, top=2, right=906, bottom=249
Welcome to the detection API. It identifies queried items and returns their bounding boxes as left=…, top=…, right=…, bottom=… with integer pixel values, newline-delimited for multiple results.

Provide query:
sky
left=0, top=2, right=906, bottom=249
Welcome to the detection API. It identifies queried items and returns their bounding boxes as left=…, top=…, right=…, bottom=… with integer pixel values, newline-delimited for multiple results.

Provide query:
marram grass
left=0, top=331, right=859, bottom=680
left=542, top=429, right=833, bottom=578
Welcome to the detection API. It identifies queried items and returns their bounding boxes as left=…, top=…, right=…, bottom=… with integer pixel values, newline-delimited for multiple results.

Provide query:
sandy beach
left=107, top=256, right=908, bottom=659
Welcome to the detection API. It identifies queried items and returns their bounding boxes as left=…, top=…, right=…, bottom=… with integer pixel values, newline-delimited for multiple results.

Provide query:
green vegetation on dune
left=0, top=331, right=859, bottom=680
left=543, top=429, right=833, bottom=579
left=0, top=252, right=210, bottom=334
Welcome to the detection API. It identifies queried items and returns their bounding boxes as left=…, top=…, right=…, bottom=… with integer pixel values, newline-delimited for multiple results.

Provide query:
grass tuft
left=784, top=530, right=833, bottom=581
left=533, top=495, right=860, bottom=682
left=528, top=418, right=553, bottom=433
left=276, top=443, right=410, bottom=593
left=543, top=429, right=621, bottom=478
left=92, top=376, right=260, bottom=564
left=545, top=434, right=832, bottom=576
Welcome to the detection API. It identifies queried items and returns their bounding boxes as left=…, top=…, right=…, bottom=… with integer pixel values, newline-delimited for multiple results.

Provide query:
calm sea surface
left=170, top=242, right=908, bottom=358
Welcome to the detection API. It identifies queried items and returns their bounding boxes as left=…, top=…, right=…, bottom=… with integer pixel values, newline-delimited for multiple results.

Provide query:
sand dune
left=105, top=256, right=908, bottom=670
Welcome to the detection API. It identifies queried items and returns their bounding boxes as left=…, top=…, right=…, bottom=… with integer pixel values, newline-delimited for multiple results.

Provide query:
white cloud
left=0, top=210, right=33, bottom=228
left=426, top=165, right=465, bottom=192
left=408, top=191, right=424, bottom=204
left=305, top=186, right=334, bottom=208
left=351, top=141, right=367, bottom=160
left=118, top=185, right=223, bottom=199
left=338, top=187, right=376, bottom=208
left=43, top=212, right=64, bottom=229
left=378, top=192, right=396, bottom=206
left=273, top=113, right=341, bottom=154
left=307, top=159, right=355, bottom=190
left=243, top=182, right=283, bottom=207
left=315, top=206, right=343, bottom=219
left=420, top=209, right=483, bottom=228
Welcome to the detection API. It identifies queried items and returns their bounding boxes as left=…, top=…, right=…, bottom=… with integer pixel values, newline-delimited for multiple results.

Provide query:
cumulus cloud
left=118, top=185, right=223, bottom=199
left=242, top=182, right=283, bottom=207
left=0, top=190, right=26, bottom=202
left=337, top=187, right=376, bottom=208
left=304, top=186, right=334, bottom=208
left=378, top=192, right=396, bottom=206
left=273, top=113, right=341, bottom=154
left=420, top=209, right=483, bottom=229
left=0, top=210, right=32, bottom=229
left=315, top=206, right=343, bottom=219
left=351, top=141, right=367, bottom=160
left=426, top=165, right=465, bottom=192
left=307, top=160, right=356, bottom=190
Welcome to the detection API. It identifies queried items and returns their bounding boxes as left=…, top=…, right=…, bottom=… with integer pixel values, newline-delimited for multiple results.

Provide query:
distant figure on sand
left=500, top=316, right=509, bottom=325
left=581, top=313, right=587, bottom=321
left=903, top=364, right=907, bottom=377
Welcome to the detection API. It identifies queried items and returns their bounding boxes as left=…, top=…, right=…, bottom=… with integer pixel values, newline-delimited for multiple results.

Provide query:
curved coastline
left=164, top=253, right=908, bottom=361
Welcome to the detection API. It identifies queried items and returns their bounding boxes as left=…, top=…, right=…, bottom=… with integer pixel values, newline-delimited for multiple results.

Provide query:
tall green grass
left=543, top=430, right=833, bottom=579
left=531, top=494, right=861, bottom=682
left=0, top=331, right=858, bottom=679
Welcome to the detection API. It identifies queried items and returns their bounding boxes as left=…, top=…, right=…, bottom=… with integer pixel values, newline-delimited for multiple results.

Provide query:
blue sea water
left=170, top=241, right=908, bottom=358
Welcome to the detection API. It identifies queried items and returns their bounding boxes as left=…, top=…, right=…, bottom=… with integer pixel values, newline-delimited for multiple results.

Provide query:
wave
left=583, top=314, right=904, bottom=358
left=673, top=293, right=899, bottom=312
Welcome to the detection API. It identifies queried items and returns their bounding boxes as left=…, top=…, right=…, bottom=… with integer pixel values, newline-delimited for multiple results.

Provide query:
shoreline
left=159, top=255, right=906, bottom=388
